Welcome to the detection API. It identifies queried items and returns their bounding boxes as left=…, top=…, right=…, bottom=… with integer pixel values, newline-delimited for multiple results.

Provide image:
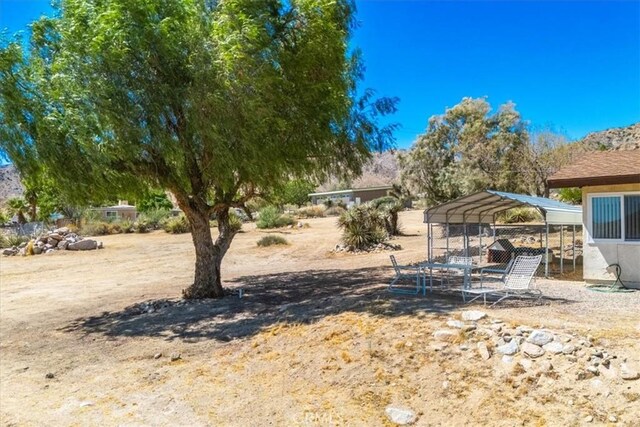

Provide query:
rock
left=54, top=227, right=69, bottom=235
left=442, top=381, right=449, bottom=390
left=620, top=364, right=639, bottom=380
left=592, top=350, right=603, bottom=358
left=522, top=342, right=545, bottom=358
left=477, top=342, right=491, bottom=360
left=461, top=310, right=486, bottom=322
left=153, top=353, right=162, bottom=359
left=519, top=359, right=533, bottom=371
left=598, top=365, right=617, bottom=380
left=433, top=329, right=457, bottom=342
left=516, top=325, right=533, bottom=334
left=68, top=239, right=98, bottom=251
left=33, top=246, right=42, bottom=255
left=587, top=365, right=599, bottom=376
left=542, top=341, right=564, bottom=355
left=79, top=401, right=94, bottom=407
left=527, top=330, right=554, bottom=346
left=446, top=320, right=464, bottom=329
left=46, top=237, right=59, bottom=247
left=562, top=344, right=576, bottom=355
left=170, top=353, right=181, bottom=362
left=462, top=324, right=477, bottom=332
left=491, top=324, right=503, bottom=332
left=385, top=406, right=416, bottom=425
left=45, top=372, right=54, bottom=379
left=48, top=233, right=63, bottom=241
left=2, top=248, right=16, bottom=256
left=502, top=355, right=514, bottom=364
left=608, top=415, right=617, bottom=423
left=58, top=240, right=69, bottom=250
left=567, top=355, right=578, bottom=363
left=97, top=241, right=104, bottom=249
left=585, top=415, right=594, bottom=423
left=537, top=360, right=553, bottom=373
left=45, top=249, right=55, bottom=254
left=497, top=340, right=519, bottom=356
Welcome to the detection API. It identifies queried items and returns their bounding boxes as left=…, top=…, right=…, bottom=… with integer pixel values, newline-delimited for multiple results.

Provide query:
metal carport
left=424, top=190, right=583, bottom=277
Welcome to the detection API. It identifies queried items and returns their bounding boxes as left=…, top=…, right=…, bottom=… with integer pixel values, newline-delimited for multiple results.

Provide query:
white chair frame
left=463, top=255, right=543, bottom=306
left=389, top=255, right=421, bottom=295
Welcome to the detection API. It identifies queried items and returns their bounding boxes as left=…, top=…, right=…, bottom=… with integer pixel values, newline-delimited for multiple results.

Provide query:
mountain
left=578, top=122, right=640, bottom=151
left=316, top=150, right=401, bottom=192
left=0, top=164, right=24, bottom=205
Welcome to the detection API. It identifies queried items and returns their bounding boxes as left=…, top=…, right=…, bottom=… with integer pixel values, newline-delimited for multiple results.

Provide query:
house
left=308, top=186, right=393, bottom=207
left=548, top=150, right=640, bottom=288
left=94, top=200, right=138, bottom=221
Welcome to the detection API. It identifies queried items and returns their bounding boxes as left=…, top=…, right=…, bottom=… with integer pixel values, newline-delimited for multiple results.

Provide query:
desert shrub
left=371, top=196, right=403, bottom=236
left=276, top=214, right=295, bottom=227
left=229, top=211, right=243, bottom=232
left=337, top=204, right=388, bottom=250
left=133, top=220, right=150, bottom=233
left=257, top=235, right=288, bottom=247
left=246, top=197, right=269, bottom=215
left=325, top=206, right=346, bottom=216
left=0, top=210, right=10, bottom=224
left=137, top=209, right=170, bottom=229
left=497, top=207, right=542, bottom=224
left=297, top=205, right=326, bottom=218
left=82, top=209, right=103, bottom=223
left=108, top=222, right=123, bottom=234
left=119, top=219, right=135, bottom=233
left=256, top=206, right=281, bottom=229
left=82, top=221, right=110, bottom=236
left=0, top=234, right=25, bottom=248
left=163, top=215, right=190, bottom=234
left=558, top=187, right=582, bottom=205
left=65, top=223, right=80, bottom=234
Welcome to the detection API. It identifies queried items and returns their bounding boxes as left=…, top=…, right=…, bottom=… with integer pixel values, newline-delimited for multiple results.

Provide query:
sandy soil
left=1, top=210, right=639, bottom=426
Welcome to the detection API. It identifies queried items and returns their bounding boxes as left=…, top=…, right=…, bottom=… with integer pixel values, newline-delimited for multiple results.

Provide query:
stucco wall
left=582, top=183, right=640, bottom=288
left=351, top=188, right=391, bottom=203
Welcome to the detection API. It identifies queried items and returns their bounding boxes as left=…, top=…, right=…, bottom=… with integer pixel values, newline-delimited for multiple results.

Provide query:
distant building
left=93, top=200, right=138, bottom=221
left=308, top=186, right=393, bottom=207
left=548, top=150, right=640, bottom=288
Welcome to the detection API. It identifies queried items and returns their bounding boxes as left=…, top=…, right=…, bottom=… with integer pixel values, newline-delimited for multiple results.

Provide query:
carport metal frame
left=424, top=190, right=583, bottom=277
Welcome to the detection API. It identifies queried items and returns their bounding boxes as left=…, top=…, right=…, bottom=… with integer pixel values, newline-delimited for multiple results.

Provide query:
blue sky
left=2, top=0, right=639, bottom=148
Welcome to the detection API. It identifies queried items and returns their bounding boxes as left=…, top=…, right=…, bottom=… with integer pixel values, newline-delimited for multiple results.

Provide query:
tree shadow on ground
left=62, top=266, right=575, bottom=342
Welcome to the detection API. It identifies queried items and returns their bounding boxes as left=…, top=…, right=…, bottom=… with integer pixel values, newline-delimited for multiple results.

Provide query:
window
left=105, top=211, right=117, bottom=218
left=590, top=193, right=640, bottom=242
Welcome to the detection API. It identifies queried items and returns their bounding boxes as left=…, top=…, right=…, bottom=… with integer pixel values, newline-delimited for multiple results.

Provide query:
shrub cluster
left=296, top=205, right=326, bottom=218
left=256, top=206, right=294, bottom=229
left=257, top=235, right=289, bottom=247
left=497, top=207, right=542, bottom=224
left=337, top=204, right=388, bottom=250
left=163, top=216, right=190, bottom=234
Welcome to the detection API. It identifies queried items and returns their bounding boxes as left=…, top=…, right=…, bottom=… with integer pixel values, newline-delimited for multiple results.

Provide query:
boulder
left=46, top=238, right=59, bottom=247
left=385, top=406, right=416, bottom=425
left=527, top=330, right=554, bottom=346
left=446, top=320, right=464, bottom=329
left=68, top=239, right=98, bottom=251
left=48, top=233, right=63, bottom=241
left=562, top=344, right=576, bottom=355
left=33, top=246, right=43, bottom=255
left=461, top=310, right=487, bottom=321
left=477, top=342, right=491, bottom=360
left=2, top=248, right=17, bottom=256
left=53, top=227, right=69, bottom=235
left=522, top=342, right=545, bottom=358
left=542, top=341, right=564, bottom=355
left=58, top=240, right=69, bottom=250
left=620, top=364, right=639, bottom=381
left=433, top=330, right=457, bottom=342
left=497, top=340, right=519, bottom=356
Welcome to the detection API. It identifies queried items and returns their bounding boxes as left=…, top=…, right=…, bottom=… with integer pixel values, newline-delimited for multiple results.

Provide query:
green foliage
left=337, top=204, right=388, bottom=249
left=272, top=180, right=316, bottom=207
left=137, top=190, right=173, bottom=213
left=370, top=196, right=402, bottom=236
left=0, top=0, right=397, bottom=297
left=0, top=210, right=10, bottom=224
left=120, top=219, right=135, bottom=233
left=6, top=197, right=28, bottom=224
left=82, top=221, right=110, bottom=236
left=399, top=98, right=528, bottom=205
left=558, top=188, right=582, bottom=205
left=137, top=209, right=171, bottom=230
left=297, top=205, right=326, bottom=218
left=228, top=211, right=243, bottom=233
left=0, top=234, right=28, bottom=248
left=163, top=215, right=190, bottom=234
left=133, top=220, right=151, bottom=234
left=497, top=207, right=543, bottom=224
left=246, top=198, right=269, bottom=216
left=257, top=235, right=289, bottom=247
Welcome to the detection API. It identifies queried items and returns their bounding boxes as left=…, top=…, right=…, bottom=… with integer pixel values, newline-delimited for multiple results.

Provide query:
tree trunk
left=182, top=206, right=236, bottom=299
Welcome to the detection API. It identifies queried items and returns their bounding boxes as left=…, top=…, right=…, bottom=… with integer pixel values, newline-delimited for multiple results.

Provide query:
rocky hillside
left=578, top=122, right=639, bottom=151
left=0, top=165, right=24, bottom=205
left=316, top=150, right=401, bottom=191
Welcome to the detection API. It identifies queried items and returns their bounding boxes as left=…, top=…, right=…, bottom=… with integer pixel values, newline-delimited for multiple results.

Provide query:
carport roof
left=423, top=190, right=582, bottom=225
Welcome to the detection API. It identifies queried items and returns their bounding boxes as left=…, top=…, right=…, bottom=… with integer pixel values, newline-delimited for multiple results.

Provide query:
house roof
left=308, top=186, right=392, bottom=197
left=423, top=190, right=582, bottom=225
left=548, top=150, right=640, bottom=188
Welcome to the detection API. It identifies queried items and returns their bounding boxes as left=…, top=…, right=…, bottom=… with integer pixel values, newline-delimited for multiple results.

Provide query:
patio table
left=418, top=262, right=475, bottom=295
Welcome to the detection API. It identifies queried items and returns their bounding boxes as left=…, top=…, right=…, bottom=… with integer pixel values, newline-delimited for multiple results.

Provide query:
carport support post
left=560, top=225, right=564, bottom=275
left=446, top=223, right=449, bottom=260
left=427, top=223, right=431, bottom=263
left=572, top=225, right=576, bottom=272
left=545, top=223, right=549, bottom=278
left=463, top=223, right=468, bottom=256
left=478, top=222, right=482, bottom=263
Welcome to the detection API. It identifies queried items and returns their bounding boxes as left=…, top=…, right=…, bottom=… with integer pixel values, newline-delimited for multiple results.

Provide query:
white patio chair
left=444, top=255, right=473, bottom=287
left=389, top=255, right=422, bottom=295
left=462, top=255, right=543, bottom=306
left=479, top=256, right=515, bottom=286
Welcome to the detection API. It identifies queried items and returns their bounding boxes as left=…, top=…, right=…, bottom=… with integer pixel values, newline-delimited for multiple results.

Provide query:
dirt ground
left=1, top=210, right=639, bottom=426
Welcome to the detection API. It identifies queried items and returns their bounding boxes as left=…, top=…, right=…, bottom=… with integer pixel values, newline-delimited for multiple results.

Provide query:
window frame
left=587, top=191, right=640, bottom=244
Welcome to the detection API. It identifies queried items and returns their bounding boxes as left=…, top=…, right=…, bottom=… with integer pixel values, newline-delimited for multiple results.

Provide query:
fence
left=1, top=221, right=47, bottom=238
left=429, top=223, right=583, bottom=277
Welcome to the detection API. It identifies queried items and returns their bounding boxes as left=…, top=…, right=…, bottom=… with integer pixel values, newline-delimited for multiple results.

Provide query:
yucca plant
left=337, top=204, right=388, bottom=250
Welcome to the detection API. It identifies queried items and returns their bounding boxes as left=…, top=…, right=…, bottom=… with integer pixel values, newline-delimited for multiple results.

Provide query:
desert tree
left=398, top=97, right=529, bottom=205
left=0, top=0, right=397, bottom=298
